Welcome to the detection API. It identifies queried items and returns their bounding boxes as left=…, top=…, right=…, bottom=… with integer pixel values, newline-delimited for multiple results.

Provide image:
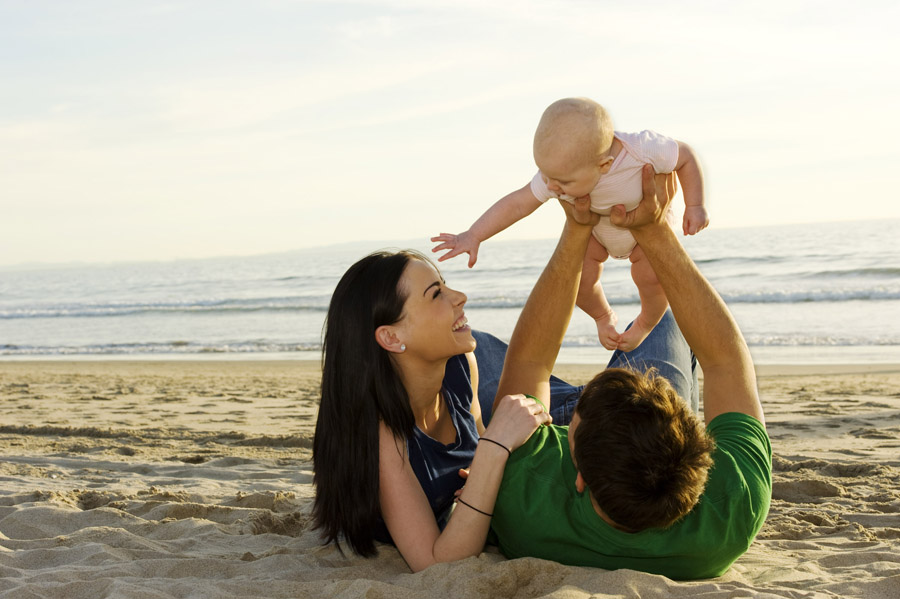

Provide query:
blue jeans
left=470, top=311, right=698, bottom=426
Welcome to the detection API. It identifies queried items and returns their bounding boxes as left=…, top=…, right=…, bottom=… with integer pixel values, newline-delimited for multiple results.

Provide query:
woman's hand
left=482, top=393, right=552, bottom=452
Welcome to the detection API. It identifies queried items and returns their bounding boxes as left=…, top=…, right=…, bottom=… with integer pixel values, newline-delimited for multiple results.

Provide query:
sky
left=2, top=0, right=899, bottom=267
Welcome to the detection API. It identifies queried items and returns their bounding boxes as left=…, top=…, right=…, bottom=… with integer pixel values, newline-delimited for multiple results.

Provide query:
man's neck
left=588, top=492, right=635, bottom=533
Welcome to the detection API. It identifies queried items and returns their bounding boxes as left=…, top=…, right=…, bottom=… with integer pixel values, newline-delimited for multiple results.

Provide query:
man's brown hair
left=573, top=368, right=715, bottom=531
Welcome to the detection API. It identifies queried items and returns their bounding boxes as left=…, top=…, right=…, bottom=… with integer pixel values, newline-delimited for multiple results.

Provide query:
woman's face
left=395, top=258, right=475, bottom=360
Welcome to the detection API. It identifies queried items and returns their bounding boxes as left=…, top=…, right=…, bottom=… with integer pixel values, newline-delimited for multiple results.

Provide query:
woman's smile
left=452, top=314, right=470, bottom=333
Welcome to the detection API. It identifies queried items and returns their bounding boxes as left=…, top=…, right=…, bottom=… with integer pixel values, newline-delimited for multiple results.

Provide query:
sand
left=1, top=360, right=899, bottom=599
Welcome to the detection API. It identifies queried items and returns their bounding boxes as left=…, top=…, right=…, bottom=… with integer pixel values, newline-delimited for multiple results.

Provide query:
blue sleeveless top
left=374, top=353, right=479, bottom=544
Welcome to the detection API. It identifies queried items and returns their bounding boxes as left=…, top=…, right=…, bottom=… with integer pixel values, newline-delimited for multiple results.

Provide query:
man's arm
left=612, top=166, right=763, bottom=425
left=492, top=197, right=598, bottom=414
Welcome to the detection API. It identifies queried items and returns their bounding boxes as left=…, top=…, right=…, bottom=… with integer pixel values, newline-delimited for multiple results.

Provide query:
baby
left=432, top=97, right=708, bottom=351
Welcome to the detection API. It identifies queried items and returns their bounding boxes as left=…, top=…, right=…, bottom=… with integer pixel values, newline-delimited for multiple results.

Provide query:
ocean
left=2, top=219, right=899, bottom=365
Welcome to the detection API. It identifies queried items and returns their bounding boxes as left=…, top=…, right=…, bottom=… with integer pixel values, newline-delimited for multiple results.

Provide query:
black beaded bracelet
left=479, top=437, right=511, bottom=456
left=457, top=497, right=493, bottom=518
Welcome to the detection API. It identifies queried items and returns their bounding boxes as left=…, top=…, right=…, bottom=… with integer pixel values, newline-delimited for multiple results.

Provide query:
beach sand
left=1, top=360, right=899, bottom=598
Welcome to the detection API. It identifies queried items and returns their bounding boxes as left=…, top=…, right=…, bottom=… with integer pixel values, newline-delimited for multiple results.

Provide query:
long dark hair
left=313, top=249, right=424, bottom=556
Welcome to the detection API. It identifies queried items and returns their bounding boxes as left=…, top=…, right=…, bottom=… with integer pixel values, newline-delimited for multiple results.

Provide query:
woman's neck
left=396, top=358, right=447, bottom=433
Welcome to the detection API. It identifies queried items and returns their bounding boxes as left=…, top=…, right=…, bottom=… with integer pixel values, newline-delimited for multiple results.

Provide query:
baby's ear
left=598, top=156, right=615, bottom=174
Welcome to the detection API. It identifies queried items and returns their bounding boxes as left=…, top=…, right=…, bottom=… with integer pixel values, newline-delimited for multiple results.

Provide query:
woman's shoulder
left=378, top=420, right=409, bottom=467
left=442, top=353, right=475, bottom=406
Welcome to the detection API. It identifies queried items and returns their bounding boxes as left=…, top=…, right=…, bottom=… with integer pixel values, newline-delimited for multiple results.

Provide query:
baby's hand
left=682, top=206, right=709, bottom=235
left=431, top=231, right=481, bottom=268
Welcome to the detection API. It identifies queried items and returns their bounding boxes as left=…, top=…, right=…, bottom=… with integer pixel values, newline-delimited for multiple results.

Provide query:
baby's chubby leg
left=618, top=244, right=669, bottom=352
left=576, top=236, right=620, bottom=350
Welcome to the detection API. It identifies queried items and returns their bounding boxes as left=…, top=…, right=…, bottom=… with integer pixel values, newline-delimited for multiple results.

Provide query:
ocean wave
left=0, top=298, right=331, bottom=319
left=743, top=334, right=900, bottom=347
left=800, top=266, right=900, bottom=278
left=4, top=285, right=900, bottom=320
left=692, top=254, right=790, bottom=266
left=718, top=288, right=900, bottom=303
left=560, top=334, right=900, bottom=348
left=0, top=341, right=321, bottom=356
left=5, top=287, right=899, bottom=320
left=7, top=333, right=900, bottom=357
left=462, top=287, right=900, bottom=308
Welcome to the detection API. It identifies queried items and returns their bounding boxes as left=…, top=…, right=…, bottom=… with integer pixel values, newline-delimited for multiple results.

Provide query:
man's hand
left=431, top=231, right=481, bottom=268
left=557, top=195, right=600, bottom=228
left=610, top=165, right=677, bottom=231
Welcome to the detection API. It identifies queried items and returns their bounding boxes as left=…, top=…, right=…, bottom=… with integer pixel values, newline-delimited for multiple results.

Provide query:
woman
left=313, top=248, right=553, bottom=572
left=314, top=182, right=701, bottom=573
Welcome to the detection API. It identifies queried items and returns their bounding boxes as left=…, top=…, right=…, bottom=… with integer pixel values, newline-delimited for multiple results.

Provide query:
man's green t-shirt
left=490, top=412, right=772, bottom=580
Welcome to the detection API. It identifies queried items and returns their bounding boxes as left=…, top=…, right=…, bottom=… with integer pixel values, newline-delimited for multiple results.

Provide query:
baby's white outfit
left=530, top=130, right=679, bottom=258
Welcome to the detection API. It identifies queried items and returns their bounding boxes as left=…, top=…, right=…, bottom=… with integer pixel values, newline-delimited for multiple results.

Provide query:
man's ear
left=375, top=325, right=404, bottom=353
left=597, top=155, right=615, bottom=174
left=575, top=470, right=587, bottom=494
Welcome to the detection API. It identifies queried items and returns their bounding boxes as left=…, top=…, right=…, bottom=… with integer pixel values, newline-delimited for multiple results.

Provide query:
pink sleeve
left=618, top=130, right=679, bottom=174
left=529, top=171, right=556, bottom=203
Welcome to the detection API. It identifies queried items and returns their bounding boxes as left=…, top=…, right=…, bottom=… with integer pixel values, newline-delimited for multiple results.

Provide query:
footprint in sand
left=772, top=479, right=844, bottom=502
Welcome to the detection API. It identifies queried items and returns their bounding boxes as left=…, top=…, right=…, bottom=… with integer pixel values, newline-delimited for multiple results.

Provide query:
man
left=490, top=166, right=771, bottom=580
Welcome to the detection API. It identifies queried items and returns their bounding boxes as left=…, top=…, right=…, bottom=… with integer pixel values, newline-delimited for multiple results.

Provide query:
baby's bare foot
left=616, top=316, right=656, bottom=352
left=594, top=310, right=620, bottom=350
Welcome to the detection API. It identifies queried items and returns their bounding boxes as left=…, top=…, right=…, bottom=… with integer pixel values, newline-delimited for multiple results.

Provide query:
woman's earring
left=399, top=344, right=406, bottom=352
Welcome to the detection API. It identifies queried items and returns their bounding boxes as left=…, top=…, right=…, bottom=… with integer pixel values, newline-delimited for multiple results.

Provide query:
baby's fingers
left=466, top=249, right=478, bottom=268
left=436, top=247, right=464, bottom=262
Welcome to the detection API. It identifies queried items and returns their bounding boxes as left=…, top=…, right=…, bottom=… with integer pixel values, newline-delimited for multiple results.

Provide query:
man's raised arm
left=613, top=166, right=763, bottom=425
left=493, top=198, right=598, bottom=414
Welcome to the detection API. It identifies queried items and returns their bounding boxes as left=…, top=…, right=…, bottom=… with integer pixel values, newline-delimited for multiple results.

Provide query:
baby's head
left=533, top=98, right=615, bottom=198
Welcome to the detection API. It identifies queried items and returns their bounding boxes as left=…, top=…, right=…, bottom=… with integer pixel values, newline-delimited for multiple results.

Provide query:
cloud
left=2, top=0, right=899, bottom=265
left=334, top=15, right=398, bottom=40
